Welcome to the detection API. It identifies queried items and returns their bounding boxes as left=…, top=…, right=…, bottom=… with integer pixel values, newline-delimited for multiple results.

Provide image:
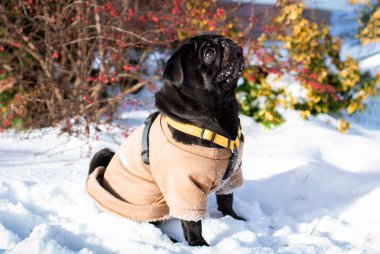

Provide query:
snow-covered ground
left=1, top=105, right=380, bottom=253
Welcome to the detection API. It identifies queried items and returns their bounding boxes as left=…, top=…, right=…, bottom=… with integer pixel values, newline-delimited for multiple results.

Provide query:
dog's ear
left=163, top=51, right=183, bottom=87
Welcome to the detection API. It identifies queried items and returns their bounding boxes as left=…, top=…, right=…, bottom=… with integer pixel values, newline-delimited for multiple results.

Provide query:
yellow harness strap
left=163, top=115, right=242, bottom=152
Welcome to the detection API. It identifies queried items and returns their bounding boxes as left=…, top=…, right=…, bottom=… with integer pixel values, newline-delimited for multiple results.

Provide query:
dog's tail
left=88, top=148, right=115, bottom=175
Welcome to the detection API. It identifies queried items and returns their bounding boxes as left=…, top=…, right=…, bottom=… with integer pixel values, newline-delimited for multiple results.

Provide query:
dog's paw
left=188, top=238, right=209, bottom=246
left=169, top=237, right=178, bottom=243
left=219, top=209, right=246, bottom=222
left=230, top=212, right=246, bottom=222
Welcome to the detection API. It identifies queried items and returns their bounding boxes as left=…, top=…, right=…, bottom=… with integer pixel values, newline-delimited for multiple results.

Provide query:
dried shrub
left=0, top=0, right=241, bottom=135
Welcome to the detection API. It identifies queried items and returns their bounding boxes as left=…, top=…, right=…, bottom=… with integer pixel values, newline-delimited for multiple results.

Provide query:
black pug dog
left=88, top=33, right=245, bottom=246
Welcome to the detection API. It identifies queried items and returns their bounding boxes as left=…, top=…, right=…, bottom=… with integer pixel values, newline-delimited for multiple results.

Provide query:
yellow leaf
left=347, top=102, right=357, bottom=115
left=337, top=119, right=351, bottom=133
left=258, top=34, right=267, bottom=44
left=300, top=110, right=311, bottom=119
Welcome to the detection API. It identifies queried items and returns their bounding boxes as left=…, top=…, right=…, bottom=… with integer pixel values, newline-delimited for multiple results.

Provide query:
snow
left=266, top=73, right=308, bottom=103
left=1, top=105, right=380, bottom=253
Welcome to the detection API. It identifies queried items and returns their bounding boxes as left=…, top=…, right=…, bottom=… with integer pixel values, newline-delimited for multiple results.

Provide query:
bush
left=0, top=0, right=236, bottom=135
left=238, top=0, right=379, bottom=132
left=350, top=0, right=380, bottom=45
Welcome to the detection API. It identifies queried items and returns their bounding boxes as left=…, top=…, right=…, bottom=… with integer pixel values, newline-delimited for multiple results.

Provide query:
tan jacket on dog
left=86, top=114, right=244, bottom=222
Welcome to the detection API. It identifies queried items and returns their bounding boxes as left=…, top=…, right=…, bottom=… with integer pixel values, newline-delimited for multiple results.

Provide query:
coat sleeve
left=216, top=141, right=244, bottom=195
left=150, top=146, right=215, bottom=221
left=216, top=165, right=244, bottom=195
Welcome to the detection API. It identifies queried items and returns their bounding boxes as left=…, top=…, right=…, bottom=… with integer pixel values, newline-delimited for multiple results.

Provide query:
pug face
left=163, top=33, right=245, bottom=103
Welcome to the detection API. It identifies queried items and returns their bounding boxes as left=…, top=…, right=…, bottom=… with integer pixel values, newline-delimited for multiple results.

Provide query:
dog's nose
left=222, top=39, right=242, bottom=58
left=236, top=47, right=243, bottom=58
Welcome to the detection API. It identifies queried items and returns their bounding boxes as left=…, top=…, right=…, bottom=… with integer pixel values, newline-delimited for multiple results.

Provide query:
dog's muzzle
left=214, top=39, right=245, bottom=83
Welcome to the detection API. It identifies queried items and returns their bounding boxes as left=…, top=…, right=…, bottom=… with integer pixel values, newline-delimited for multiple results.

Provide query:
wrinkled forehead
left=188, top=33, right=224, bottom=42
left=178, top=33, right=225, bottom=53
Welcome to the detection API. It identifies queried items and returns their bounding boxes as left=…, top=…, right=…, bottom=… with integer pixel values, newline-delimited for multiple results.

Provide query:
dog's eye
left=204, top=48, right=215, bottom=63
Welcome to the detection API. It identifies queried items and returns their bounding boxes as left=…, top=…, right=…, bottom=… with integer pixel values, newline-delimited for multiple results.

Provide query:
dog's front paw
left=218, top=205, right=246, bottom=221
left=188, top=237, right=209, bottom=246
left=181, top=220, right=209, bottom=246
left=223, top=210, right=246, bottom=222
left=216, top=193, right=246, bottom=221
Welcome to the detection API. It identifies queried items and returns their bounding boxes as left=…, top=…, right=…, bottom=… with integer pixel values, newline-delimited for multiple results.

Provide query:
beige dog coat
left=86, top=114, right=244, bottom=222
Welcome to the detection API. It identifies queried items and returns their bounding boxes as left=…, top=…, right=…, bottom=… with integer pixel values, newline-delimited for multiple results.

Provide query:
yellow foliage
left=257, top=34, right=267, bottom=45
left=337, top=119, right=351, bottom=133
left=180, top=0, right=228, bottom=39
left=339, top=55, right=361, bottom=91
left=238, top=0, right=379, bottom=131
left=300, top=110, right=311, bottom=119
left=352, top=2, right=380, bottom=45
left=358, top=6, right=380, bottom=44
left=347, top=102, right=358, bottom=115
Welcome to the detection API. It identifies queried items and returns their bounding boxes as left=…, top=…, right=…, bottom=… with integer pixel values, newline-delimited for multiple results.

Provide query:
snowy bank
left=1, top=108, right=380, bottom=253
